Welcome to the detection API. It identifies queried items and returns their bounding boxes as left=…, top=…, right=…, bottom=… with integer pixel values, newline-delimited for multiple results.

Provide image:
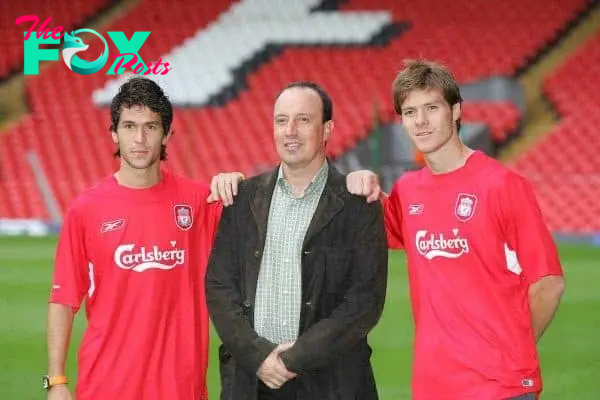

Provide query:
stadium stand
left=0, top=0, right=595, bottom=237
left=510, top=32, right=600, bottom=233
left=0, top=0, right=113, bottom=79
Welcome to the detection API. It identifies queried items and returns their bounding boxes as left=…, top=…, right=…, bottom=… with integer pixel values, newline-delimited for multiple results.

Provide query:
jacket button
left=243, top=300, right=252, bottom=308
left=254, top=250, right=260, bottom=258
left=305, top=301, right=312, bottom=309
left=303, top=250, right=312, bottom=256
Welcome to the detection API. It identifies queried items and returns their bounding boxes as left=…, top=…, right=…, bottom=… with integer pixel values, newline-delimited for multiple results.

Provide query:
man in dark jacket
left=205, top=81, right=388, bottom=400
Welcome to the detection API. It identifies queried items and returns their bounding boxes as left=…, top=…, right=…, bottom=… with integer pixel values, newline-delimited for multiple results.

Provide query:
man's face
left=400, top=88, right=460, bottom=154
left=112, top=105, right=168, bottom=170
left=273, top=87, right=332, bottom=169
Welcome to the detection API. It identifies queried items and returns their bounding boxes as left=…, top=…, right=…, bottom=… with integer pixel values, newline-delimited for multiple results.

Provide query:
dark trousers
left=257, top=379, right=298, bottom=400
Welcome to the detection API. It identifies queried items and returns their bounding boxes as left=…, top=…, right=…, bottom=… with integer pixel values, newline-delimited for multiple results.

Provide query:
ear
left=452, top=102, right=461, bottom=124
left=323, top=120, right=334, bottom=141
left=111, top=131, right=118, bottom=145
left=162, top=128, right=173, bottom=145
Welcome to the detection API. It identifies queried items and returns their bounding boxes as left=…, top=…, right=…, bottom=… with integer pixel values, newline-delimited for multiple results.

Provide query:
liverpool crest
left=454, top=193, right=477, bottom=222
left=174, top=204, right=193, bottom=230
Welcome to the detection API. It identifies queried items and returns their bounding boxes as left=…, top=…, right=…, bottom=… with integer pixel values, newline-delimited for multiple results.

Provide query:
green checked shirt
left=254, top=161, right=329, bottom=344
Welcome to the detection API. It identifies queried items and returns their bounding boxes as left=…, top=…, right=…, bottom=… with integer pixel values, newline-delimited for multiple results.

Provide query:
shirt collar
left=277, top=161, right=329, bottom=198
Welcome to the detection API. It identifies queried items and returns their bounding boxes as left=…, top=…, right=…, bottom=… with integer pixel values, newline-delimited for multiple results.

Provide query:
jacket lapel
left=246, top=167, right=278, bottom=313
left=250, top=167, right=278, bottom=254
left=249, top=162, right=346, bottom=253
left=302, top=163, right=345, bottom=249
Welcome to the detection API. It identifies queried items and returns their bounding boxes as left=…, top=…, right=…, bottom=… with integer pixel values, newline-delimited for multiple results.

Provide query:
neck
left=115, top=160, right=162, bottom=188
left=425, top=134, right=474, bottom=174
left=282, top=156, right=326, bottom=195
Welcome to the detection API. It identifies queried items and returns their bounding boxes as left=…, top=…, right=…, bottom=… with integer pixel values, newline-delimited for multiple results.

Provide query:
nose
left=133, top=127, right=146, bottom=144
left=284, top=119, right=298, bottom=137
left=415, top=108, right=428, bottom=126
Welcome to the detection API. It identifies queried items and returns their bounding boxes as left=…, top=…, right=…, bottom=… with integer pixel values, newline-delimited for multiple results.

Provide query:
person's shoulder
left=239, top=170, right=274, bottom=194
left=69, top=175, right=115, bottom=209
left=398, top=169, right=421, bottom=184
left=60, top=175, right=116, bottom=223
left=478, top=154, right=531, bottom=189
left=246, top=169, right=274, bottom=184
left=163, top=170, right=216, bottom=203
left=478, top=152, right=507, bottom=172
left=165, top=172, right=229, bottom=220
left=165, top=170, right=209, bottom=189
left=390, top=168, right=422, bottom=194
left=335, top=176, right=383, bottom=214
left=339, top=189, right=384, bottom=229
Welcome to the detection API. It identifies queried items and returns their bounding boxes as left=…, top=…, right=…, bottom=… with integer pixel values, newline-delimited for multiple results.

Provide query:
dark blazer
left=206, top=162, right=388, bottom=400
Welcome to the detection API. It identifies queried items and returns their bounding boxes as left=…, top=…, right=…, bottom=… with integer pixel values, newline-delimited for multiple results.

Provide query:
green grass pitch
left=1, top=236, right=598, bottom=398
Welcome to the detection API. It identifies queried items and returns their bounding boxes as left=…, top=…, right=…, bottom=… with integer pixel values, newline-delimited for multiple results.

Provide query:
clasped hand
left=257, top=342, right=296, bottom=390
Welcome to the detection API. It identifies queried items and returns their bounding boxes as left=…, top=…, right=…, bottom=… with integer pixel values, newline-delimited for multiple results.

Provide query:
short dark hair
left=277, top=81, right=333, bottom=123
left=110, top=77, right=173, bottom=160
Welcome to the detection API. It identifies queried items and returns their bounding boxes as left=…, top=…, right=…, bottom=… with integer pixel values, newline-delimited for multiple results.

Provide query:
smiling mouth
left=284, top=143, right=301, bottom=150
left=415, top=131, right=432, bottom=137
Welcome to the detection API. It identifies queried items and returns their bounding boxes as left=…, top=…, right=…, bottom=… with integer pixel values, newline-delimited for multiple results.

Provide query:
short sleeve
left=383, top=182, right=404, bottom=249
left=192, top=181, right=224, bottom=244
left=49, top=205, right=90, bottom=313
left=500, top=172, right=563, bottom=284
left=206, top=201, right=224, bottom=244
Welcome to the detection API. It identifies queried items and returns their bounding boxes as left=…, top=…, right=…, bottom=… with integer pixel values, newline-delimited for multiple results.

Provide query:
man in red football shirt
left=45, top=77, right=224, bottom=400
left=345, top=59, right=565, bottom=399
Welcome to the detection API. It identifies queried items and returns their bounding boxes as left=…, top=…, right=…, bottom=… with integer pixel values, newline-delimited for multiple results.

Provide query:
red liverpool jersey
left=384, top=151, right=563, bottom=399
left=49, top=169, right=222, bottom=400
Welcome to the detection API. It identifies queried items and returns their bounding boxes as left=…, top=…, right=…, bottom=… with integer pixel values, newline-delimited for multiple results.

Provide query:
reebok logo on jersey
left=114, top=242, right=186, bottom=272
left=415, top=229, right=470, bottom=260
left=101, top=218, right=125, bottom=233
left=408, top=204, right=424, bottom=215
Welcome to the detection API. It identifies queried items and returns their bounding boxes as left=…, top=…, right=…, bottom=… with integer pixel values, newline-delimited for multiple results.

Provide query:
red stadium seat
left=0, top=0, right=592, bottom=232
left=0, top=0, right=113, bottom=79
left=510, top=32, right=600, bottom=232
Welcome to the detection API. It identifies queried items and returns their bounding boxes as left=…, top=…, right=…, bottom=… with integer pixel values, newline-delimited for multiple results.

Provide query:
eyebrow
left=119, top=120, right=161, bottom=125
left=274, top=112, right=312, bottom=118
left=402, top=101, right=443, bottom=110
